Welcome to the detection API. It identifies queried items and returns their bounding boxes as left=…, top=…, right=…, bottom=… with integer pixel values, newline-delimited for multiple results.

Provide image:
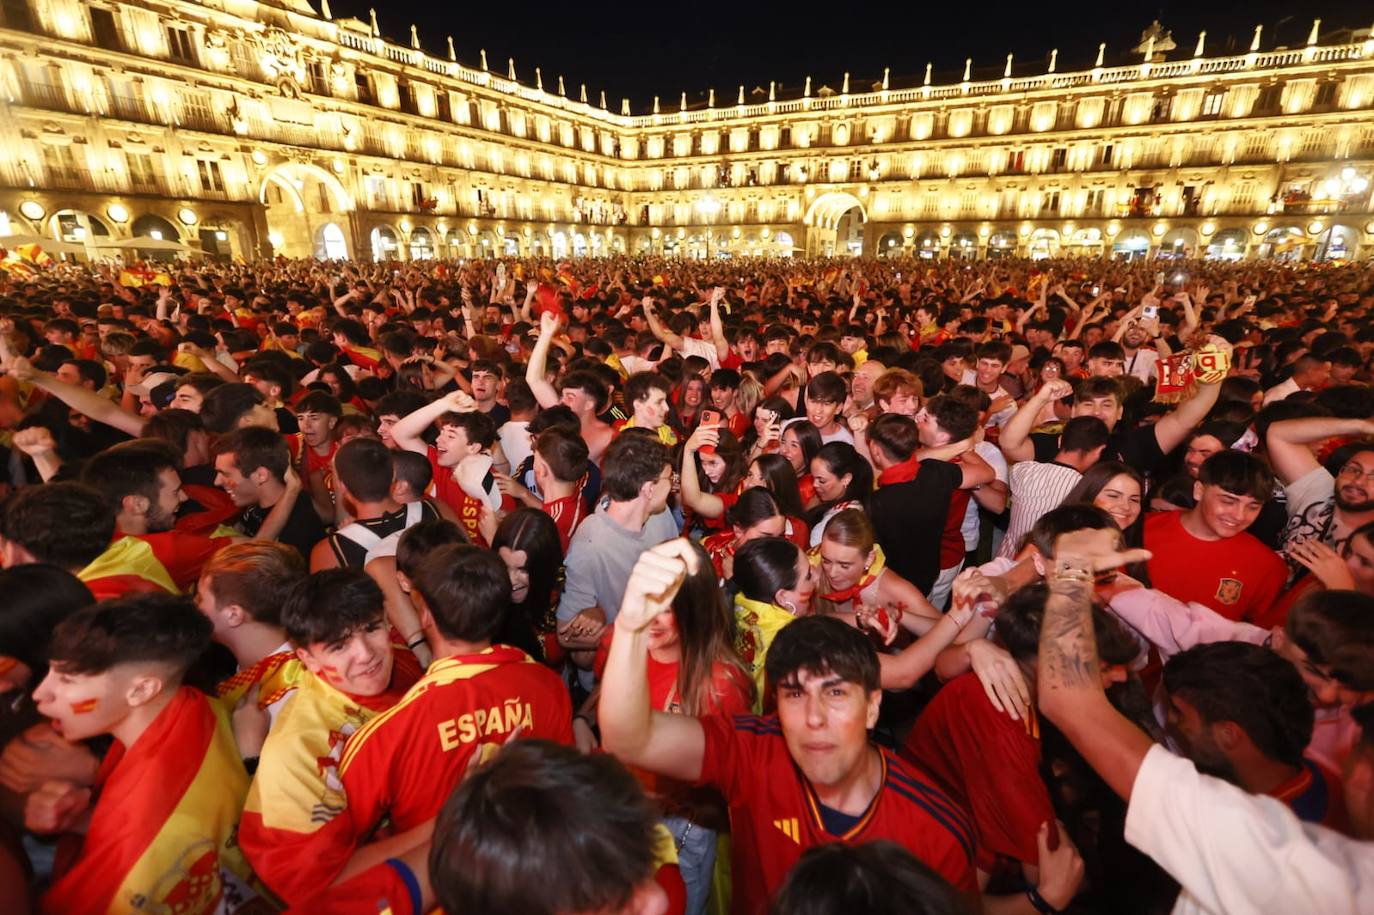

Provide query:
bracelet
left=1024, top=886, right=1063, bottom=915
left=405, top=633, right=426, bottom=650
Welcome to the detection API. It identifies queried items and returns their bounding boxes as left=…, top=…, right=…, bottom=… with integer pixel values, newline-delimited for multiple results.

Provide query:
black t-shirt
left=869, top=459, right=964, bottom=593
left=1031, top=424, right=1167, bottom=475
left=239, top=493, right=327, bottom=559
left=482, top=402, right=512, bottom=427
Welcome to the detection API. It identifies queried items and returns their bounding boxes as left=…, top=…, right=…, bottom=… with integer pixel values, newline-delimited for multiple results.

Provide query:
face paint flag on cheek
left=70, top=698, right=99, bottom=714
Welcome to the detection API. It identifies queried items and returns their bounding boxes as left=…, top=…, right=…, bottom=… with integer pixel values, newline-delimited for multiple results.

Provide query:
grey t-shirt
left=557, top=505, right=679, bottom=677
left=556, top=504, right=678, bottom=688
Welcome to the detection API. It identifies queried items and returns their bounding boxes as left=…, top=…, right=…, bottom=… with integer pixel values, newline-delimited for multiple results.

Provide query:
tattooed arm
left=1036, top=529, right=1156, bottom=801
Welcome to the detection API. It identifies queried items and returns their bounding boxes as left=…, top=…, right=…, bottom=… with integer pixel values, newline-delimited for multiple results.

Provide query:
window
left=1085, top=188, right=1104, bottom=215
left=180, top=91, right=212, bottom=127
left=1202, top=92, right=1225, bottom=117
left=1315, top=81, right=1338, bottom=108
left=42, top=144, right=78, bottom=183
left=1042, top=191, right=1060, bottom=214
left=364, top=175, right=387, bottom=207
left=1254, top=84, right=1281, bottom=113
left=410, top=182, right=426, bottom=208
left=1050, top=147, right=1067, bottom=171
left=89, top=7, right=120, bottom=51
left=848, top=159, right=864, bottom=181
left=308, top=61, right=330, bottom=96
left=355, top=71, right=373, bottom=105
left=126, top=151, right=156, bottom=191
left=1100, top=144, right=1113, bottom=167
left=196, top=158, right=224, bottom=193
left=0, top=0, right=33, bottom=31
left=166, top=27, right=194, bottom=64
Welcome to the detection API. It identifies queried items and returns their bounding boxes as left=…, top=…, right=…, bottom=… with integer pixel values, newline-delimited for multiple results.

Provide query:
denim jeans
left=664, top=814, right=717, bottom=915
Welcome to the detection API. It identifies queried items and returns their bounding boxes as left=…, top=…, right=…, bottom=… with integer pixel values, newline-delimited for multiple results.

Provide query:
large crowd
left=0, top=251, right=1371, bottom=914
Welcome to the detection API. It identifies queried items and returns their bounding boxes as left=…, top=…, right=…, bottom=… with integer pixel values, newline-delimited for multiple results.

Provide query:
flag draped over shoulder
left=42, top=687, right=267, bottom=915
left=239, top=651, right=422, bottom=904
left=78, top=535, right=179, bottom=600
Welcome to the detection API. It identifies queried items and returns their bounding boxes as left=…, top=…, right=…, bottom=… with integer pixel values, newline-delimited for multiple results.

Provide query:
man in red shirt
left=239, top=569, right=422, bottom=905
left=906, top=584, right=1138, bottom=908
left=81, top=440, right=235, bottom=591
left=1145, top=451, right=1288, bottom=622
left=1163, top=641, right=1348, bottom=833
left=601, top=541, right=978, bottom=914
left=293, top=390, right=342, bottom=521
left=531, top=426, right=590, bottom=550
left=389, top=389, right=501, bottom=545
left=335, top=543, right=573, bottom=884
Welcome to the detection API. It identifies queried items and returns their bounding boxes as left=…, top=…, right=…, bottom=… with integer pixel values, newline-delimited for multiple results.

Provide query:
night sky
left=326, top=1, right=1369, bottom=113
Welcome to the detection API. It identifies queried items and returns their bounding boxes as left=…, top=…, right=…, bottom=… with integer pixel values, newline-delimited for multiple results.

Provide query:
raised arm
left=524, top=311, right=562, bottom=410
left=679, top=423, right=727, bottom=519
left=708, top=289, right=731, bottom=363
left=390, top=388, right=476, bottom=456
left=642, top=297, right=686, bottom=352
left=599, top=541, right=707, bottom=782
left=1000, top=379, right=1070, bottom=464
left=1151, top=353, right=1227, bottom=455
left=1036, top=530, right=1156, bottom=800
left=9, top=357, right=145, bottom=437
left=1266, top=416, right=1374, bottom=486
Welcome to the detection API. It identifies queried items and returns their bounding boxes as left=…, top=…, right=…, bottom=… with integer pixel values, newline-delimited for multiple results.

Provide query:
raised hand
left=616, top=539, right=700, bottom=633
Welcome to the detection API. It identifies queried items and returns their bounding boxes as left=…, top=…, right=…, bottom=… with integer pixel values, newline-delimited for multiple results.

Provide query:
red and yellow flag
left=42, top=687, right=268, bottom=914
left=78, top=536, right=179, bottom=600
left=238, top=652, right=421, bottom=905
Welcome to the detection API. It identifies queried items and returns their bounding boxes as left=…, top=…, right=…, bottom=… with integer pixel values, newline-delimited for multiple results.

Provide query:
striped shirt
left=997, top=460, right=1083, bottom=558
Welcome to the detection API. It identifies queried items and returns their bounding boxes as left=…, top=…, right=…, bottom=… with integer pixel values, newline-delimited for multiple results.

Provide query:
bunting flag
left=41, top=687, right=267, bottom=915
left=238, top=650, right=421, bottom=906
left=78, top=535, right=179, bottom=600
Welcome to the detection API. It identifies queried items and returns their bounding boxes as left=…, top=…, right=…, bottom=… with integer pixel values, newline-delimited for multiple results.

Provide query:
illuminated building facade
left=2, top=2, right=1373, bottom=261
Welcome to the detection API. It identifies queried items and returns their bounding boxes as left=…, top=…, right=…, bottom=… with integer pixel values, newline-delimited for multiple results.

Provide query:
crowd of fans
left=0, top=252, right=1372, bottom=914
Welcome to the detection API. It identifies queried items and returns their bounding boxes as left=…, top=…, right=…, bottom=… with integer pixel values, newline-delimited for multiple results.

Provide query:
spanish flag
left=78, top=535, right=179, bottom=600
left=41, top=686, right=268, bottom=915
left=238, top=652, right=421, bottom=905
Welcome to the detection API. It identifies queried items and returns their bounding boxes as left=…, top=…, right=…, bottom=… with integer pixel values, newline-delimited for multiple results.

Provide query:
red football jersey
left=543, top=493, right=586, bottom=552
left=425, top=445, right=488, bottom=546
left=903, top=672, right=1053, bottom=871
left=698, top=714, right=976, bottom=914
left=338, top=646, right=573, bottom=836
left=1144, top=511, right=1288, bottom=622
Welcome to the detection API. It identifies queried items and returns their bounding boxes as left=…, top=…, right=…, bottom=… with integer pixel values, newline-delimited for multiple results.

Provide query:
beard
left=1335, top=487, right=1374, bottom=514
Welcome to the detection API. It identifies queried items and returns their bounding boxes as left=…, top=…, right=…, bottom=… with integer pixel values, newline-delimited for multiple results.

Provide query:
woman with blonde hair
left=814, top=508, right=975, bottom=689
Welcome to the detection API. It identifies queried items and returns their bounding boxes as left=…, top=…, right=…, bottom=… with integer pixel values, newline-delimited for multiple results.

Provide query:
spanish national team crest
left=1215, top=578, right=1243, bottom=605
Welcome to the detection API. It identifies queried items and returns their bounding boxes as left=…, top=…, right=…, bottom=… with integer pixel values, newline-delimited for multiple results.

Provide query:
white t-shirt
left=675, top=335, right=720, bottom=370
left=1124, top=347, right=1160, bottom=383
left=1126, top=743, right=1374, bottom=915
left=781, top=416, right=854, bottom=446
